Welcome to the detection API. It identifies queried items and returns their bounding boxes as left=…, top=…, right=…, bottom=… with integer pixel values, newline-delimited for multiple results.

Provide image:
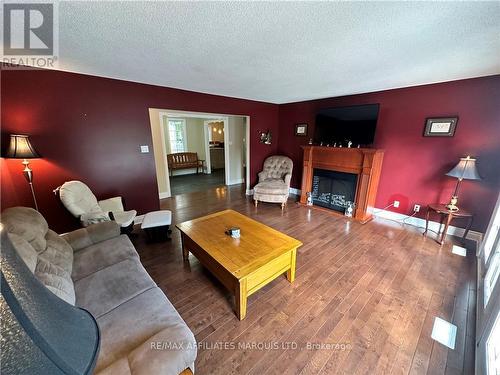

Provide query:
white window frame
left=167, top=118, right=187, bottom=154
left=476, top=191, right=500, bottom=375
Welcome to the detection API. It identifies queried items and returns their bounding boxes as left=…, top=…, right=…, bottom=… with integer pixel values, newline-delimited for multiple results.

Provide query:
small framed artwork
left=423, top=117, right=458, bottom=137
left=295, top=123, right=308, bottom=136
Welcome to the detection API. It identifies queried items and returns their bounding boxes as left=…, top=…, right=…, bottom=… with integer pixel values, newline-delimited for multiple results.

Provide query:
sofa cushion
left=7, top=233, right=38, bottom=272
left=34, top=229, right=75, bottom=304
left=74, top=258, right=156, bottom=318
left=1, top=207, right=76, bottom=305
left=254, top=178, right=289, bottom=195
left=72, top=235, right=138, bottom=281
left=95, top=287, right=196, bottom=374
left=2, top=206, right=48, bottom=253
left=61, top=221, right=121, bottom=252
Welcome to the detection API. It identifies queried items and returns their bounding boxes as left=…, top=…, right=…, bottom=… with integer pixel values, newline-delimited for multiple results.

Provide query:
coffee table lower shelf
left=180, top=233, right=297, bottom=320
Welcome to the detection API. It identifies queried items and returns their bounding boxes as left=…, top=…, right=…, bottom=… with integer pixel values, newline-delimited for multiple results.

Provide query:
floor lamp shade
left=0, top=231, right=100, bottom=375
left=4, top=135, right=41, bottom=210
left=5, top=135, right=40, bottom=159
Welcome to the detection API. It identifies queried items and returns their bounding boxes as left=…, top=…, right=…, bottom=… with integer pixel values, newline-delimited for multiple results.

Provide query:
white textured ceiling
left=53, top=1, right=500, bottom=104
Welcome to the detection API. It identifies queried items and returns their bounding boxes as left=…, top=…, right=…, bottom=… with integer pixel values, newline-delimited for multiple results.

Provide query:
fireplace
left=300, top=146, right=384, bottom=223
left=312, top=169, right=357, bottom=213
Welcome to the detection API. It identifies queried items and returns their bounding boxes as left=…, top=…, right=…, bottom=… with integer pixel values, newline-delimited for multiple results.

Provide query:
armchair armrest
left=98, top=196, right=124, bottom=212
left=284, top=173, right=292, bottom=187
left=80, top=211, right=111, bottom=227
left=61, top=221, right=121, bottom=252
left=258, top=171, right=268, bottom=183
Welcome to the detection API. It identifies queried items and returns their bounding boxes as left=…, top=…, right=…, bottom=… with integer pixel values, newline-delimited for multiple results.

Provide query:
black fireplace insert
left=311, top=169, right=358, bottom=213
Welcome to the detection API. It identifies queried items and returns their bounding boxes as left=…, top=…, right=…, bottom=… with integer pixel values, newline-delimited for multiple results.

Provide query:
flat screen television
left=314, top=104, right=380, bottom=146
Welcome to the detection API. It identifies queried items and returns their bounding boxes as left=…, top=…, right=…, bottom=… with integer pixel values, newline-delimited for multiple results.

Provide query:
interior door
left=476, top=192, right=500, bottom=375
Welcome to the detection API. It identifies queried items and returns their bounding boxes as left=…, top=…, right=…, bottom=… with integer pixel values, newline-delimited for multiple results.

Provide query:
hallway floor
left=170, top=169, right=225, bottom=196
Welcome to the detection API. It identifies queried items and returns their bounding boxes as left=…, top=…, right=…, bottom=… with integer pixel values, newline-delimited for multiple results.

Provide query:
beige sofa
left=1, top=207, right=196, bottom=374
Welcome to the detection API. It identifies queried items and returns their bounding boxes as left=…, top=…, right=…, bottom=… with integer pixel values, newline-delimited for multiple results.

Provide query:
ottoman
left=141, top=210, right=172, bottom=241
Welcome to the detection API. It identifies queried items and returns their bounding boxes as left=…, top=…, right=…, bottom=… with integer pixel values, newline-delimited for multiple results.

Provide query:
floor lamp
left=5, top=134, right=41, bottom=211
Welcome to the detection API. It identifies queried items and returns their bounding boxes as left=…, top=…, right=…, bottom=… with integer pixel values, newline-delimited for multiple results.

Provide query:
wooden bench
left=167, top=152, right=204, bottom=176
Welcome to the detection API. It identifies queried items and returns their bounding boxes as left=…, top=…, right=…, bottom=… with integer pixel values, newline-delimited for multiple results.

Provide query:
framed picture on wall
left=423, top=117, right=458, bottom=137
left=295, top=123, right=308, bottom=136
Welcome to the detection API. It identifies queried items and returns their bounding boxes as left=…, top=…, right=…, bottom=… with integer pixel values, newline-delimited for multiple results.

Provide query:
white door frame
left=158, top=112, right=171, bottom=199
left=222, top=117, right=230, bottom=185
left=154, top=109, right=250, bottom=196
left=203, top=121, right=212, bottom=174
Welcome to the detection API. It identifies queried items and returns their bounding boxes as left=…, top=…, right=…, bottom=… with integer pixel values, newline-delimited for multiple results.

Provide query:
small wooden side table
left=423, top=203, right=473, bottom=245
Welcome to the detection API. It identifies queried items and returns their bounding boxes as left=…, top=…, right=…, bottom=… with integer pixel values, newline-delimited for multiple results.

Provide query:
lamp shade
left=446, top=156, right=481, bottom=181
left=0, top=231, right=100, bottom=375
left=5, top=134, right=40, bottom=159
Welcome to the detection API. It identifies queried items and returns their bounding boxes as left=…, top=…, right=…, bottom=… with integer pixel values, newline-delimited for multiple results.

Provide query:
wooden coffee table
left=176, top=209, right=302, bottom=320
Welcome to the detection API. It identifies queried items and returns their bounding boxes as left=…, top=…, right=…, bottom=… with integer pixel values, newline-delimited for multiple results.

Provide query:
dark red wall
left=1, top=68, right=279, bottom=232
left=2, top=68, right=499, bottom=233
left=278, top=75, right=500, bottom=232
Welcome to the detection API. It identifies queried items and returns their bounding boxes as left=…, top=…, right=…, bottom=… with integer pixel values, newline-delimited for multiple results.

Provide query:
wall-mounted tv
left=314, top=104, right=380, bottom=146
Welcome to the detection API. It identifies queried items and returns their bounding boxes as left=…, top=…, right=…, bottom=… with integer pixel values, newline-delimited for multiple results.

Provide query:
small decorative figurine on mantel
left=347, top=140, right=352, bottom=148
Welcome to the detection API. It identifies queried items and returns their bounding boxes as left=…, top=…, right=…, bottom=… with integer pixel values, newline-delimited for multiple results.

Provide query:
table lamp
left=445, top=155, right=481, bottom=211
left=5, top=134, right=41, bottom=210
left=0, top=230, right=100, bottom=375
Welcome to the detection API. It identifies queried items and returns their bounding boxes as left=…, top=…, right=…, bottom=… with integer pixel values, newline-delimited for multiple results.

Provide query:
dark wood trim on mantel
left=299, top=146, right=384, bottom=223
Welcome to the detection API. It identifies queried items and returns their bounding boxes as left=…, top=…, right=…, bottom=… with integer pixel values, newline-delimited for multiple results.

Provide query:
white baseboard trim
left=170, top=169, right=198, bottom=176
left=134, top=214, right=145, bottom=225
left=373, top=209, right=483, bottom=244
left=228, top=178, right=244, bottom=186
left=159, top=192, right=170, bottom=199
left=246, top=189, right=254, bottom=196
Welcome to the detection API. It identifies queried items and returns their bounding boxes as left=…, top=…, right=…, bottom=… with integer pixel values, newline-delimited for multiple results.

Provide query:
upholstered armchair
left=253, top=156, right=293, bottom=210
left=57, top=180, right=137, bottom=230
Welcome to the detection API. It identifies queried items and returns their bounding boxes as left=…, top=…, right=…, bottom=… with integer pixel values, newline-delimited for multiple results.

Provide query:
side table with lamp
left=423, top=155, right=481, bottom=245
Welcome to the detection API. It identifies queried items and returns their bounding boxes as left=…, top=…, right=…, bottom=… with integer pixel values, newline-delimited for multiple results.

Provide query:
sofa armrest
left=284, top=173, right=292, bottom=187
left=258, top=171, right=267, bottom=183
left=98, top=196, right=124, bottom=212
left=61, top=221, right=121, bottom=252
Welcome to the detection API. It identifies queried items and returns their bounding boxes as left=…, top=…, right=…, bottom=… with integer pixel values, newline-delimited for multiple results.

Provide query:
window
left=484, top=239, right=500, bottom=307
left=485, top=210, right=500, bottom=264
left=486, top=312, right=500, bottom=375
left=477, top=192, right=500, bottom=375
left=483, top=199, right=500, bottom=307
left=168, top=119, right=186, bottom=153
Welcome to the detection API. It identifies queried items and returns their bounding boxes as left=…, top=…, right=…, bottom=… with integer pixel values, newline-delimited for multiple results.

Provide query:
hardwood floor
left=132, top=185, right=476, bottom=375
left=170, top=169, right=225, bottom=196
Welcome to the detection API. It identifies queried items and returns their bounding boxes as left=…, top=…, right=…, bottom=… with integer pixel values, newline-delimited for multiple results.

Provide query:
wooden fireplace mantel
left=300, top=146, right=384, bottom=223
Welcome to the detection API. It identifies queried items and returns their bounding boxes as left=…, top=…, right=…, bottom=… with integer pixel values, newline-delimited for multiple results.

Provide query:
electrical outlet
left=414, top=204, right=421, bottom=212
left=394, top=201, right=400, bottom=208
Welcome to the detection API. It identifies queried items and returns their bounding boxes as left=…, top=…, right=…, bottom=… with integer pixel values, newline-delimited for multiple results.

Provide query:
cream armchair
left=253, top=156, right=293, bottom=210
left=57, top=180, right=137, bottom=230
